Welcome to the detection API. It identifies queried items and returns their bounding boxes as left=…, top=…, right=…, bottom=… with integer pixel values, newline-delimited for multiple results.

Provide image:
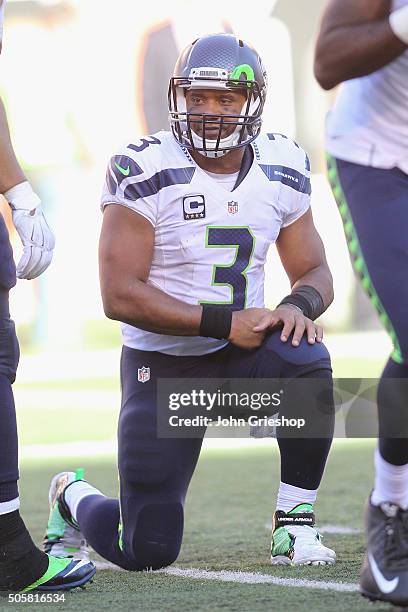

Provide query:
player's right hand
left=12, top=205, right=55, bottom=280
left=228, top=308, right=272, bottom=350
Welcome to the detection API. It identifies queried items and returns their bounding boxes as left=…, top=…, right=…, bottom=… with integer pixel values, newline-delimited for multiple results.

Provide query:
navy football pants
left=0, top=213, right=20, bottom=504
left=77, top=332, right=333, bottom=570
left=328, top=156, right=408, bottom=364
left=328, top=156, right=408, bottom=464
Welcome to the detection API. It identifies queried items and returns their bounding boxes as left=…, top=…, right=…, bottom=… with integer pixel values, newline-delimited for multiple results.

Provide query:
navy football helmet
left=168, top=33, right=268, bottom=158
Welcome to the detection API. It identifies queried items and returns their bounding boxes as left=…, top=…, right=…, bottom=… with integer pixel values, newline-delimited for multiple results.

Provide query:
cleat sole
left=271, top=556, right=335, bottom=566
left=35, top=566, right=96, bottom=592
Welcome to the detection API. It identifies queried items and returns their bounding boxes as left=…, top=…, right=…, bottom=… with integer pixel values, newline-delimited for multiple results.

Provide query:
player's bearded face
left=185, top=89, right=248, bottom=140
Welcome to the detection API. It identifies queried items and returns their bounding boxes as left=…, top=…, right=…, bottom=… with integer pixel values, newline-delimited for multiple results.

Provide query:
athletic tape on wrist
left=278, top=285, right=325, bottom=321
left=199, top=304, right=232, bottom=339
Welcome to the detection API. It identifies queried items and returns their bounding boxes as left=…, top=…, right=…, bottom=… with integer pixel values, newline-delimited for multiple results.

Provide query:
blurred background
left=0, top=0, right=391, bottom=452
left=0, top=8, right=384, bottom=607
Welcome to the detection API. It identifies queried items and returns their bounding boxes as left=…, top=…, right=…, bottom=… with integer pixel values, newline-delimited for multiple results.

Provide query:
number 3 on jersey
left=200, top=226, right=255, bottom=310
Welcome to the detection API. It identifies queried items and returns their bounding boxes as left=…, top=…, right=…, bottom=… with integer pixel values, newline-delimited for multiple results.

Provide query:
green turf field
left=1, top=441, right=388, bottom=612
left=14, top=380, right=119, bottom=445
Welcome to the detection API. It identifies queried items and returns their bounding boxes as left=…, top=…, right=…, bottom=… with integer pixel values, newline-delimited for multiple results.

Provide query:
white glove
left=389, top=4, right=408, bottom=45
left=4, top=181, right=55, bottom=280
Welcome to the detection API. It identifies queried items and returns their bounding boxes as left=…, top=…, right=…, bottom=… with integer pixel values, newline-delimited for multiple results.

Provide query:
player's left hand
left=252, top=304, right=323, bottom=347
left=11, top=205, right=55, bottom=279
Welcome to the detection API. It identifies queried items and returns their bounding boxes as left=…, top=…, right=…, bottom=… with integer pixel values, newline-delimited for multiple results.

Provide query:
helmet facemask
left=168, top=70, right=264, bottom=158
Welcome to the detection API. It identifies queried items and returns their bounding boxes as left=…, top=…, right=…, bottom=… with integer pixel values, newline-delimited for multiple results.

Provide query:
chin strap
left=190, top=126, right=242, bottom=158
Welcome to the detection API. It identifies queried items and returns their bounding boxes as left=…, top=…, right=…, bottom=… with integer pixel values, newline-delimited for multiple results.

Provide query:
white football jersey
left=326, top=0, right=408, bottom=173
left=101, top=131, right=311, bottom=355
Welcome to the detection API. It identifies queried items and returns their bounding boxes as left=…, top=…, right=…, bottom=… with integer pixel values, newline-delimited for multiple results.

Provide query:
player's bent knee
left=264, top=330, right=331, bottom=366
left=0, top=318, right=20, bottom=383
left=123, top=502, right=183, bottom=571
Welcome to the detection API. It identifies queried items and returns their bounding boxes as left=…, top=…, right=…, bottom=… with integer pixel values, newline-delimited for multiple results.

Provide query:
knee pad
left=264, top=330, right=331, bottom=367
left=122, top=502, right=183, bottom=570
left=0, top=319, right=19, bottom=383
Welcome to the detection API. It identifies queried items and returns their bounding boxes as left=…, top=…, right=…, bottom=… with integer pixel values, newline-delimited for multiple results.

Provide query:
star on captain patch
left=227, top=200, right=239, bottom=215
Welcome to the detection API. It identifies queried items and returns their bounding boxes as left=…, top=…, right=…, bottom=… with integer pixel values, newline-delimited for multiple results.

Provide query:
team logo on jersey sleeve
left=227, top=200, right=239, bottom=215
left=138, top=366, right=150, bottom=383
left=183, top=195, right=206, bottom=220
left=106, top=155, right=143, bottom=195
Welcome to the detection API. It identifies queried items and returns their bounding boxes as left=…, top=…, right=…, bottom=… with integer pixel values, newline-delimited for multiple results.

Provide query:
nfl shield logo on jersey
left=138, top=366, right=150, bottom=383
left=228, top=200, right=239, bottom=215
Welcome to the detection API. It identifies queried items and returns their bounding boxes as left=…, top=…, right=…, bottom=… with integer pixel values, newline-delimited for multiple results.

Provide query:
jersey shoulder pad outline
left=106, top=131, right=168, bottom=194
left=262, top=132, right=310, bottom=174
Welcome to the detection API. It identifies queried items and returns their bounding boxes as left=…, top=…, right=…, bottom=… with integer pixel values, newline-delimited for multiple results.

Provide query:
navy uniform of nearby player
left=45, top=33, right=336, bottom=570
left=0, top=0, right=95, bottom=591
left=315, top=0, right=408, bottom=606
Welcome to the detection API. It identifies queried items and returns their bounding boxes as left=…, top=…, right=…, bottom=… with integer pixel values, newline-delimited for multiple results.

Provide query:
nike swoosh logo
left=114, top=162, right=130, bottom=176
left=369, top=552, right=399, bottom=594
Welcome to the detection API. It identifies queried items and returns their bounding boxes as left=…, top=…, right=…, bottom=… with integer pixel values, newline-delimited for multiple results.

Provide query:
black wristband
left=278, top=285, right=325, bottom=321
left=199, top=305, right=232, bottom=339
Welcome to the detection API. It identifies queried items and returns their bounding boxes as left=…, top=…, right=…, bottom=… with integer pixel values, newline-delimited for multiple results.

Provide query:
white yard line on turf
left=92, top=562, right=358, bottom=592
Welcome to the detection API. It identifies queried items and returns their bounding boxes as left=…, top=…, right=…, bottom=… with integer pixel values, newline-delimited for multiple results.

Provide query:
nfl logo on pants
left=138, top=366, right=150, bottom=383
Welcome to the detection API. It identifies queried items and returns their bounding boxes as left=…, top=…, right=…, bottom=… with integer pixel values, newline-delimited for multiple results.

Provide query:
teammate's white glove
left=389, top=4, right=408, bottom=45
left=4, top=181, right=55, bottom=280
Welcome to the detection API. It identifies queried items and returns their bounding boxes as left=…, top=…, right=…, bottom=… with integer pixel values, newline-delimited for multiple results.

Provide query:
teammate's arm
left=0, top=97, right=25, bottom=192
left=314, top=0, right=406, bottom=90
left=0, top=97, right=55, bottom=279
left=253, top=209, right=333, bottom=346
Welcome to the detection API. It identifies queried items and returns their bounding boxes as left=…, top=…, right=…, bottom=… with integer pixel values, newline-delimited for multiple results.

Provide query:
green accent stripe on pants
left=326, top=153, right=403, bottom=364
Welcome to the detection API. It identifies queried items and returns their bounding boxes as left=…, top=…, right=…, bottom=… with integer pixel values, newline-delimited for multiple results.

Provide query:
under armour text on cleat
left=360, top=499, right=408, bottom=607
left=271, top=503, right=336, bottom=566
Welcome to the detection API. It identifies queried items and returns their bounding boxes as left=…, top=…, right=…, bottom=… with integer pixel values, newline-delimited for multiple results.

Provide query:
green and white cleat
left=271, top=503, right=336, bottom=566
left=23, top=556, right=95, bottom=592
left=43, top=470, right=89, bottom=561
